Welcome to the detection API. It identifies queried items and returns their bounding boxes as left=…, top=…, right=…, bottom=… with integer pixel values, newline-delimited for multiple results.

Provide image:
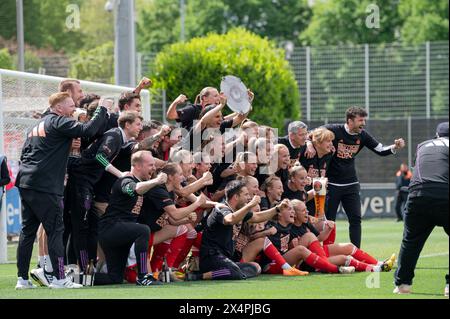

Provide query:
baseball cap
left=436, top=122, right=449, bottom=137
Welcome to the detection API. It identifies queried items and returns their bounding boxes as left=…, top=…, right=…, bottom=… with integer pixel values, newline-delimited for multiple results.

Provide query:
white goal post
left=0, top=69, right=152, bottom=263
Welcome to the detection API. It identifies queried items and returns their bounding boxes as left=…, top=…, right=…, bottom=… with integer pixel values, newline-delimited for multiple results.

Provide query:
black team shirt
left=259, top=221, right=291, bottom=267
left=290, top=222, right=320, bottom=239
left=100, top=175, right=144, bottom=226
left=299, top=147, right=333, bottom=179
left=138, top=185, right=175, bottom=232
left=16, top=107, right=107, bottom=196
left=324, top=124, right=394, bottom=185
left=93, top=141, right=136, bottom=203
left=278, top=135, right=306, bottom=160
left=282, top=184, right=308, bottom=202
left=201, top=205, right=253, bottom=259
left=71, top=127, right=125, bottom=187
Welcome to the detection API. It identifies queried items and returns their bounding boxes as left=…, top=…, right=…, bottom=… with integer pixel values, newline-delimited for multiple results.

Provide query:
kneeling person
left=96, top=151, right=166, bottom=286
left=189, top=180, right=283, bottom=281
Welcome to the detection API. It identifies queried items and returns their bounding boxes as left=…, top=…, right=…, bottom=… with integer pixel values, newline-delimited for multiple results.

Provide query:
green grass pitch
left=0, top=219, right=448, bottom=299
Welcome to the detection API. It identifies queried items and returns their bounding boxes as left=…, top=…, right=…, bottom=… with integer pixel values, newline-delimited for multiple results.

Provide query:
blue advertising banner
left=6, top=187, right=21, bottom=235
left=337, top=184, right=398, bottom=219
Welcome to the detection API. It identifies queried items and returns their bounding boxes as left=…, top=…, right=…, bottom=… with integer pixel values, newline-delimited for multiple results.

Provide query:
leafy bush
left=0, top=48, right=13, bottom=70
left=153, top=28, right=300, bottom=129
left=68, top=41, right=114, bottom=84
left=11, top=51, right=43, bottom=73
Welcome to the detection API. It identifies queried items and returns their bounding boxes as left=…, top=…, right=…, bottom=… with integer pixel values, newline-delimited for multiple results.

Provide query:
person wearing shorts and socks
left=188, top=180, right=272, bottom=281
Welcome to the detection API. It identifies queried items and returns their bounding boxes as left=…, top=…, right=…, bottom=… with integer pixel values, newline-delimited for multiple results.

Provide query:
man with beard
left=306, top=107, right=405, bottom=248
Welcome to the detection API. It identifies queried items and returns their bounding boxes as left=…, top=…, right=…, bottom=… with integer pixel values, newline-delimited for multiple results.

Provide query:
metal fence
left=0, top=69, right=152, bottom=162
left=299, top=117, right=447, bottom=184
left=140, top=41, right=449, bottom=121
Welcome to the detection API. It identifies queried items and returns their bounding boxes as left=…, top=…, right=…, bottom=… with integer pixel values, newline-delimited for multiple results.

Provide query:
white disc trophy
left=220, top=75, right=251, bottom=115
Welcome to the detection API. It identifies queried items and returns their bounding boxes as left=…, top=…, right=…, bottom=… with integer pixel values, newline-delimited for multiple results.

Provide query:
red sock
left=351, top=247, right=378, bottom=265
left=323, top=227, right=336, bottom=245
left=263, top=238, right=288, bottom=267
left=305, top=253, right=338, bottom=273
left=124, top=266, right=137, bottom=283
left=308, top=240, right=327, bottom=258
left=166, top=233, right=188, bottom=268
left=347, top=257, right=374, bottom=272
left=150, top=242, right=170, bottom=272
left=191, top=232, right=202, bottom=258
left=172, top=238, right=194, bottom=269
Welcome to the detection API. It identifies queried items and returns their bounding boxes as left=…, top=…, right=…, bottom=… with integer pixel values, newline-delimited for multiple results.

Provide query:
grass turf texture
left=0, top=219, right=448, bottom=299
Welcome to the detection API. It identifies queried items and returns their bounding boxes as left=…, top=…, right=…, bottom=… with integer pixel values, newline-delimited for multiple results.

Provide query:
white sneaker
left=49, top=276, right=83, bottom=289
left=445, top=284, right=449, bottom=297
left=393, top=284, right=412, bottom=294
left=338, top=266, right=355, bottom=274
left=15, top=277, right=37, bottom=290
left=30, top=268, right=52, bottom=287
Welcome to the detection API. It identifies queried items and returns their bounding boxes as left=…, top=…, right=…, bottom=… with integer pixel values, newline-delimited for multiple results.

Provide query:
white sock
left=38, top=256, right=45, bottom=268
left=44, top=255, right=53, bottom=272
left=376, top=261, right=383, bottom=266
left=281, top=263, right=291, bottom=270
left=372, top=265, right=381, bottom=272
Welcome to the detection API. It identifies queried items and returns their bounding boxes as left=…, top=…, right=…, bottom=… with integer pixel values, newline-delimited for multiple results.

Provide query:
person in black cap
left=394, top=122, right=448, bottom=296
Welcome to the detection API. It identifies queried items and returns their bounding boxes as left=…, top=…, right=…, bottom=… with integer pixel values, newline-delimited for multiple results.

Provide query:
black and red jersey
left=138, top=185, right=175, bottom=232
left=100, top=175, right=143, bottom=225
left=324, top=124, right=394, bottom=184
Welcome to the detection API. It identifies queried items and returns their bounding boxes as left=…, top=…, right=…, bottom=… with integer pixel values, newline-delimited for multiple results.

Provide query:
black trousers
left=200, top=252, right=259, bottom=280
left=95, top=221, right=150, bottom=285
left=325, top=183, right=362, bottom=248
left=395, top=190, right=408, bottom=221
left=16, top=188, right=65, bottom=280
left=67, top=176, right=97, bottom=272
left=62, top=175, right=77, bottom=265
left=394, top=195, right=449, bottom=286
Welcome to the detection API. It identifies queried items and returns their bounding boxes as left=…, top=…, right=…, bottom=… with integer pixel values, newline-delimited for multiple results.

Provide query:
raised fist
left=139, top=77, right=153, bottom=89
left=249, top=195, right=261, bottom=207
left=156, top=172, right=167, bottom=184
left=202, top=171, right=214, bottom=186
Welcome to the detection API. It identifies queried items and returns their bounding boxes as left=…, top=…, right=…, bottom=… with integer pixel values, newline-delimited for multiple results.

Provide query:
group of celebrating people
left=14, top=77, right=405, bottom=289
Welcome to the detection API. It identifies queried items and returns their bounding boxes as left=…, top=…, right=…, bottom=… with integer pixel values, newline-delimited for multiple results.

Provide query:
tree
left=300, top=0, right=403, bottom=45
left=78, top=0, right=114, bottom=50
left=153, top=28, right=300, bottom=130
left=137, top=0, right=312, bottom=53
left=399, top=0, right=449, bottom=44
left=69, top=41, right=114, bottom=83
left=0, top=0, right=84, bottom=53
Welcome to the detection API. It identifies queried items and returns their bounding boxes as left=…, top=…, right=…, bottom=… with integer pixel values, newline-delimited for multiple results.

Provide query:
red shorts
left=323, top=245, right=330, bottom=258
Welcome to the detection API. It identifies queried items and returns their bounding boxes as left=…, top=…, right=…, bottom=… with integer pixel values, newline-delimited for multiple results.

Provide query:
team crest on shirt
left=280, top=234, right=290, bottom=253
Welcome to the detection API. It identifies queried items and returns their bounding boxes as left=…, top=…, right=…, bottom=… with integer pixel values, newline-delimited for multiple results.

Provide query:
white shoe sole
left=30, top=270, right=50, bottom=287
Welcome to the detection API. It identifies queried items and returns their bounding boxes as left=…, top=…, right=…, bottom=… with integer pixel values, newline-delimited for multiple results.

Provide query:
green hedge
left=153, top=28, right=300, bottom=130
left=0, top=48, right=13, bottom=70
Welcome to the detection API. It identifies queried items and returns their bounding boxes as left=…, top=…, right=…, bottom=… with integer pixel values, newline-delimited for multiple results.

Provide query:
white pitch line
left=419, top=252, right=449, bottom=259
